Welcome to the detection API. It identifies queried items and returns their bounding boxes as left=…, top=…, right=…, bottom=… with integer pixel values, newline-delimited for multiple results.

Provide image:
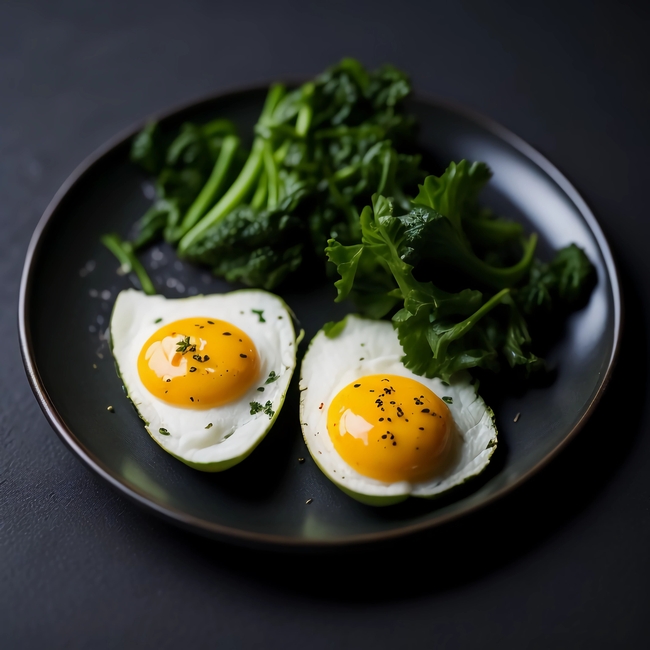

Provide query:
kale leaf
left=327, top=159, right=593, bottom=381
left=124, top=59, right=426, bottom=290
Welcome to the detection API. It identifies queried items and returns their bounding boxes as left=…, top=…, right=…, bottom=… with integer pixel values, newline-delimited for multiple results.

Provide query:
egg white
left=299, top=315, right=497, bottom=505
left=110, top=288, right=298, bottom=471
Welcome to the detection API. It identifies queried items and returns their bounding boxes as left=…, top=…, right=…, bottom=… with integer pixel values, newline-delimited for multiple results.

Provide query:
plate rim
left=18, top=81, right=623, bottom=550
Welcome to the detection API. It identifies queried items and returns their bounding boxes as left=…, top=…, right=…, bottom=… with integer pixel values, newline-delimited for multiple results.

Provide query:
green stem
left=251, top=169, right=268, bottom=210
left=261, top=83, right=287, bottom=121
left=273, top=140, right=290, bottom=164
left=177, top=84, right=286, bottom=255
left=331, top=163, right=359, bottom=183
left=453, top=233, right=538, bottom=289
left=263, top=141, right=279, bottom=210
left=463, top=217, right=524, bottom=246
left=445, top=288, right=511, bottom=344
left=178, top=137, right=265, bottom=254
left=101, top=233, right=156, bottom=295
left=170, top=134, right=240, bottom=242
left=295, top=82, right=314, bottom=137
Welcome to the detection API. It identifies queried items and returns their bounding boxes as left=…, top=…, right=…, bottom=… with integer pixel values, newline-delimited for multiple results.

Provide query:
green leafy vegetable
left=112, top=58, right=595, bottom=386
left=122, top=59, right=425, bottom=290
left=327, top=159, right=595, bottom=381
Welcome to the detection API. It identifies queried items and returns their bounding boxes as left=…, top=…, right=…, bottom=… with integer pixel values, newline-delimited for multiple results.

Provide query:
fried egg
left=110, top=288, right=298, bottom=471
left=299, top=315, right=497, bottom=505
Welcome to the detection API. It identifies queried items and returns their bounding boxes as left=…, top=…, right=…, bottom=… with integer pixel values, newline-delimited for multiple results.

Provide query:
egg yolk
left=137, top=318, right=259, bottom=409
left=326, top=374, right=451, bottom=483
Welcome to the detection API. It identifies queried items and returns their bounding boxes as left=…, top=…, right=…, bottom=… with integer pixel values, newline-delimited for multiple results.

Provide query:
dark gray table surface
left=2, top=1, right=649, bottom=647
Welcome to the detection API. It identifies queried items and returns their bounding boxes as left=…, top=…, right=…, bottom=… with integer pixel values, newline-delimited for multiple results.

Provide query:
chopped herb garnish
left=207, top=320, right=215, bottom=324
left=249, top=400, right=275, bottom=418
left=175, top=336, right=194, bottom=354
left=154, top=318, right=162, bottom=323
left=257, top=387, right=265, bottom=392
left=205, top=423, right=213, bottom=429
left=189, top=367, right=197, bottom=373
left=159, top=428, right=170, bottom=436
left=240, top=353, right=247, bottom=358
left=441, top=381, right=450, bottom=387
left=252, top=309, right=266, bottom=323
left=442, top=396, right=453, bottom=404
left=264, top=371, right=279, bottom=384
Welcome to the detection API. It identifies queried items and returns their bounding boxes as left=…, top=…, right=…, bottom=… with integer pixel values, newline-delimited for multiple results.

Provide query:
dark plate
left=19, top=86, right=621, bottom=550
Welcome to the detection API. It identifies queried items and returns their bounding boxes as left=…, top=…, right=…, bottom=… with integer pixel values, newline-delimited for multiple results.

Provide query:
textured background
left=2, top=0, right=649, bottom=647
